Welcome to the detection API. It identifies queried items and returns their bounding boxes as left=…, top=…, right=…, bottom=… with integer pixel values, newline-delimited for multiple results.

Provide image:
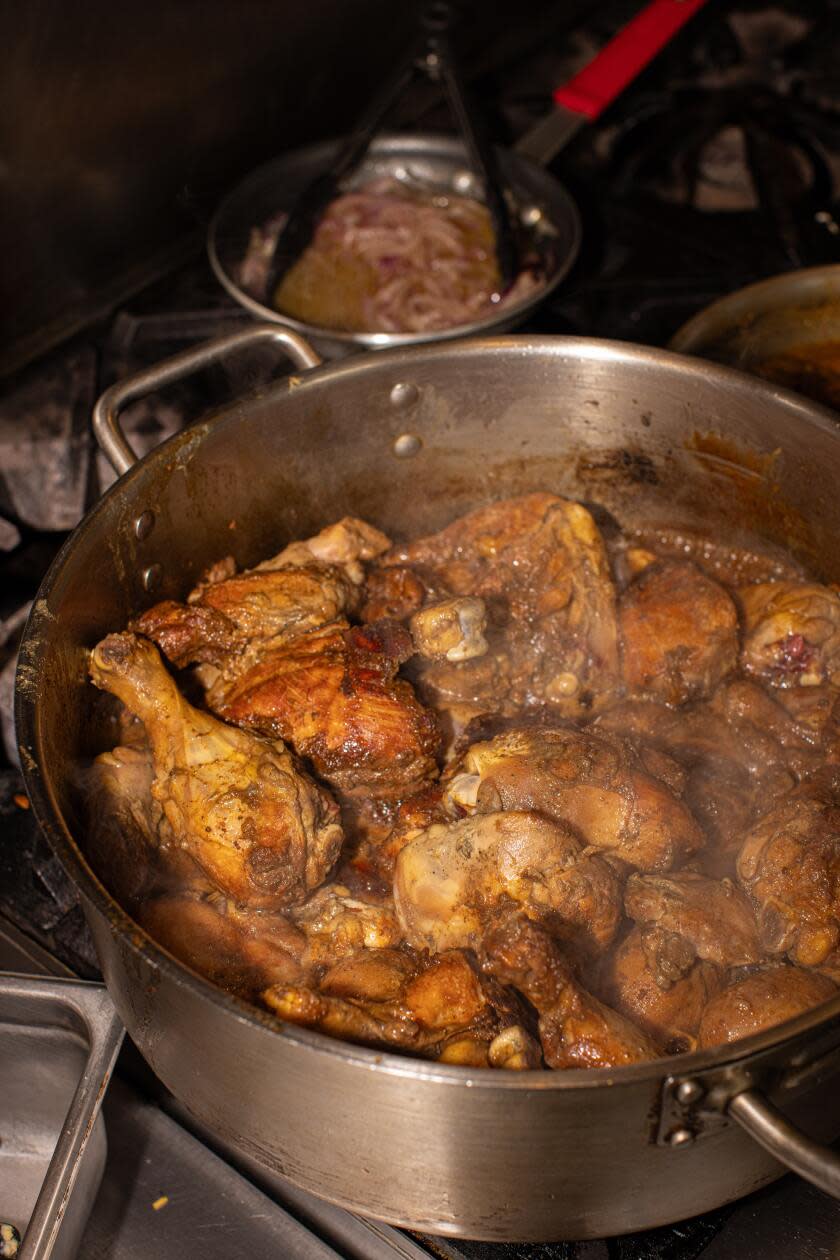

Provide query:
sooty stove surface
left=2, top=0, right=840, bottom=1253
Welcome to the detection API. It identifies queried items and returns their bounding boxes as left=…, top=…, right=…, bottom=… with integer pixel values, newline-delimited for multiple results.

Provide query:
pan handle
left=93, top=324, right=322, bottom=476
left=728, top=1089, right=840, bottom=1199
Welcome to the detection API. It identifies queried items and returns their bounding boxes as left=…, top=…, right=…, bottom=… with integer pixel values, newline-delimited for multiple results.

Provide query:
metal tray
left=0, top=971, right=123, bottom=1260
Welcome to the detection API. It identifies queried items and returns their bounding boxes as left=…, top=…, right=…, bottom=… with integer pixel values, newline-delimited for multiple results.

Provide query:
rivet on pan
left=141, top=564, right=163, bottom=592
left=134, top=510, right=155, bottom=540
left=522, top=205, right=543, bottom=227
left=393, top=433, right=422, bottom=459
left=675, top=1079, right=704, bottom=1106
left=390, top=382, right=419, bottom=409
left=452, top=169, right=477, bottom=195
left=668, top=1127, right=694, bottom=1148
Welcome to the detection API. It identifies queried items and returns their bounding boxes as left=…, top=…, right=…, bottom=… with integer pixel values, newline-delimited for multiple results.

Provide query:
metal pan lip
left=207, top=133, right=582, bottom=352
left=17, top=334, right=840, bottom=1090
left=670, top=263, right=840, bottom=356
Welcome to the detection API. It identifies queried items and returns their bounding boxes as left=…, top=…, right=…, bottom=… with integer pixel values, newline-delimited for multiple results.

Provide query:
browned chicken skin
left=263, top=946, right=540, bottom=1067
left=134, top=564, right=357, bottom=672
left=698, top=964, right=836, bottom=1047
left=737, top=771, right=840, bottom=966
left=624, top=872, right=763, bottom=971
left=481, top=914, right=659, bottom=1069
left=446, top=726, right=704, bottom=872
left=594, top=691, right=801, bottom=876
left=89, top=633, right=343, bottom=909
left=381, top=492, right=620, bottom=718
left=394, top=810, right=621, bottom=960
left=216, top=619, right=440, bottom=799
left=739, top=581, right=840, bottom=689
left=618, top=561, right=738, bottom=705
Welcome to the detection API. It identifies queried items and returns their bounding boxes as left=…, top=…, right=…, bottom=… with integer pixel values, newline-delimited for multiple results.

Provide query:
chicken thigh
left=89, top=632, right=342, bottom=909
left=263, top=946, right=540, bottom=1067
left=618, top=561, right=738, bottom=705
left=381, top=492, right=620, bottom=716
left=289, top=883, right=403, bottom=969
left=698, top=964, right=836, bottom=1047
left=624, top=872, right=763, bottom=970
left=446, top=726, right=704, bottom=871
left=394, top=810, right=622, bottom=959
left=737, top=771, right=840, bottom=966
left=216, top=619, right=440, bottom=799
left=598, top=926, right=721, bottom=1048
left=481, top=914, right=659, bottom=1068
left=739, top=581, right=840, bottom=689
left=139, top=891, right=305, bottom=997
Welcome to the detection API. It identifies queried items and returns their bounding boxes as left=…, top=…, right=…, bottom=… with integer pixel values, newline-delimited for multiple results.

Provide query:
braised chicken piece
left=394, top=810, right=622, bottom=960
left=594, top=694, right=798, bottom=875
left=261, top=516, right=392, bottom=585
left=380, top=492, right=620, bottom=717
left=618, top=561, right=738, bottom=705
left=133, top=517, right=390, bottom=682
left=624, top=873, right=763, bottom=971
left=289, top=882, right=403, bottom=969
left=263, top=946, right=540, bottom=1067
left=481, top=914, right=659, bottom=1069
left=445, top=726, right=704, bottom=872
left=739, top=581, right=840, bottom=689
left=216, top=619, right=440, bottom=799
left=698, top=964, right=837, bottom=1048
left=410, top=597, right=488, bottom=662
left=84, top=743, right=170, bottom=905
left=133, top=566, right=356, bottom=675
left=598, top=927, right=721, bottom=1048
left=89, top=633, right=342, bottom=909
left=737, top=771, right=840, bottom=966
left=352, top=784, right=449, bottom=883
left=138, top=891, right=305, bottom=997
left=360, top=564, right=429, bottom=623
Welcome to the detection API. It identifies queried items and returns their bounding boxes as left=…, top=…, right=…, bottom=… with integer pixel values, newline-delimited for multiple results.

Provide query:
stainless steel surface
left=17, top=333, right=840, bottom=1238
left=729, top=1091, right=840, bottom=1201
left=0, top=0, right=421, bottom=377
left=0, top=917, right=425, bottom=1260
left=93, top=325, right=322, bottom=475
left=513, top=103, right=587, bottom=164
left=0, top=973, right=123, bottom=1260
left=208, top=134, right=582, bottom=357
left=669, top=265, right=840, bottom=378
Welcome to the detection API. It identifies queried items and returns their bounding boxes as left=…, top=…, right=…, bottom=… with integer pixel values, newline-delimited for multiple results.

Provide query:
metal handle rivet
left=393, top=433, right=422, bottom=458
left=141, top=564, right=163, bottom=592
left=390, top=382, right=419, bottom=409
left=676, top=1079, right=705, bottom=1105
left=134, top=510, right=155, bottom=540
left=668, top=1127, right=694, bottom=1148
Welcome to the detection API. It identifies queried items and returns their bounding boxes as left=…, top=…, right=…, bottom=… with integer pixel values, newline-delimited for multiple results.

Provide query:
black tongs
left=263, top=2, right=518, bottom=304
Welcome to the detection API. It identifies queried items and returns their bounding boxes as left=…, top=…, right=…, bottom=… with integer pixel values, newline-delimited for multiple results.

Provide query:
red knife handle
left=553, top=0, right=710, bottom=121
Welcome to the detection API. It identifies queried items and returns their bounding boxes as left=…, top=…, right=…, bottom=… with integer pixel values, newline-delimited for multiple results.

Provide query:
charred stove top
left=1, top=0, right=840, bottom=1254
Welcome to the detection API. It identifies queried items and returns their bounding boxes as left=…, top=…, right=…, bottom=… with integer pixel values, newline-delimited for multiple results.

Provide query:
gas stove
left=2, top=0, right=840, bottom=1254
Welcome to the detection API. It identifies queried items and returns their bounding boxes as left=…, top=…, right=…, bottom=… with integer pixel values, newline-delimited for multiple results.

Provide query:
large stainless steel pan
left=15, top=328, right=840, bottom=1240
